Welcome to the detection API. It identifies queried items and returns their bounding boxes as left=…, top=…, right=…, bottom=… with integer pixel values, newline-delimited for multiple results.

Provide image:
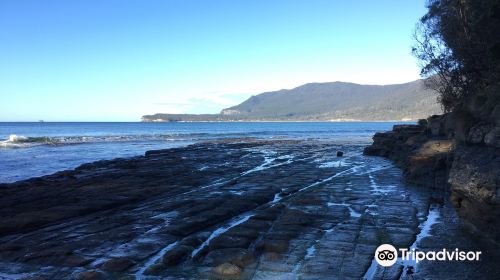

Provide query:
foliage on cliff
left=413, top=0, right=500, bottom=112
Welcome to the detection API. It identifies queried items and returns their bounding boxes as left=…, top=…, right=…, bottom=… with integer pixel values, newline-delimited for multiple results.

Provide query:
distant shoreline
left=1, top=120, right=418, bottom=123
left=141, top=119, right=418, bottom=123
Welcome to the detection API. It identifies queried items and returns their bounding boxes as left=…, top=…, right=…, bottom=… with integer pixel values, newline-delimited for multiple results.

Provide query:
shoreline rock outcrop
left=364, top=115, right=500, bottom=243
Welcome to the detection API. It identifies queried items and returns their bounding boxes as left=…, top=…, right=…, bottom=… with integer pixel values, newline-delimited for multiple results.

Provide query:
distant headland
left=142, top=79, right=442, bottom=122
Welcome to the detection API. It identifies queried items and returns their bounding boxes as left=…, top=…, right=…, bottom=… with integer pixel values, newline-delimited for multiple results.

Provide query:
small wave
left=0, top=134, right=189, bottom=149
left=0, top=131, right=300, bottom=149
left=0, top=135, right=52, bottom=148
left=0, top=129, right=373, bottom=149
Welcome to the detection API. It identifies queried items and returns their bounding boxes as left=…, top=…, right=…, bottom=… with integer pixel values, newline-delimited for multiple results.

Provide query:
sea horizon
left=0, top=121, right=409, bottom=184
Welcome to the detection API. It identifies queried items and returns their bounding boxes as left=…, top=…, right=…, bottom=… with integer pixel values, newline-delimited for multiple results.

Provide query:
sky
left=0, top=0, right=428, bottom=121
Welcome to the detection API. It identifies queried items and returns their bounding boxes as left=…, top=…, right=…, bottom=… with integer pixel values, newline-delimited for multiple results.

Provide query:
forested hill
left=142, top=79, right=442, bottom=122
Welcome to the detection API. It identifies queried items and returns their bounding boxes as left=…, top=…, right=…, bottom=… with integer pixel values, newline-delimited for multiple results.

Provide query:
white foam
left=8, top=135, right=27, bottom=142
left=191, top=214, right=254, bottom=258
left=272, top=193, right=282, bottom=203
left=414, top=206, right=440, bottom=245
left=230, top=190, right=244, bottom=195
left=294, top=165, right=359, bottom=194
left=0, top=133, right=192, bottom=149
left=0, top=135, right=29, bottom=148
left=400, top=205, right=441, bottom=271
left=241, top=151, right=294, bottom=176
left=328, top=202, right=361, bottom=218
left=327, top=202, right=349, bottom=207
left=151, top=211, right=177, bottom=221
left=348, top=206, right=362, bottom=218
left=362, top=257, right=379, bottom=280
left=146, top=211, right=177, bottom=233
left=363, top=205, right=441, bottom=280
left=135, top=241, right=179, bottom=279
left=358, top=164, right=392, bottom=175
left=369, top=174, right=397, bottom=195
left=318, top=161, right=341, bottom=168
left=305, top=244, right=316, bottom=259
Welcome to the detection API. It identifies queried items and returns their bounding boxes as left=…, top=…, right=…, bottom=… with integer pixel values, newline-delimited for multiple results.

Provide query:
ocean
left=0, top=122, right=406, bottom=183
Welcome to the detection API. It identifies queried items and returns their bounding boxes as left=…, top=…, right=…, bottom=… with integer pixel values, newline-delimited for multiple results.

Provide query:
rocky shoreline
left=364, top=117, right=500, bottom=244
left=0, top=138, right=498, bottom=279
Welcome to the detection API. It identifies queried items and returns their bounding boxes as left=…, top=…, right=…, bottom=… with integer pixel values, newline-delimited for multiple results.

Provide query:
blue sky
left=0, top=0, right=427, bottom=121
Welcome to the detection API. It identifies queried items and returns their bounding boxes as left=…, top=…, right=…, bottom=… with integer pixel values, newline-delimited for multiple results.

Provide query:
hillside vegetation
left=143, top=79, right=441, bottom=122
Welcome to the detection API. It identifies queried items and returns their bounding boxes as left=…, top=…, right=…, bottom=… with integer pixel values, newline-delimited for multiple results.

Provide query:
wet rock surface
left=365, top=119, right=500, bottom=244
left=0, top=139, right=498, bottom=279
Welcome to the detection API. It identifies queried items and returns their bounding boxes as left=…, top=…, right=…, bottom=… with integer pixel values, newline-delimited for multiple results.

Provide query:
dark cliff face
left=364, top=123, right=453, bottom=189
left=364, top=116, right=500, bottom=243
left=448, top=145, right=500, bottom=237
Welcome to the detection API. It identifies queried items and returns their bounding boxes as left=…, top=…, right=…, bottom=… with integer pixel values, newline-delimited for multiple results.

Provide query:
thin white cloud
left=152, top=92, right=250, bottom=114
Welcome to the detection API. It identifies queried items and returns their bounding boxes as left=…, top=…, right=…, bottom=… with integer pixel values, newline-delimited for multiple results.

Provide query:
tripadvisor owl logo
left=375, top=244, right=398, bottom=267
left=374, top=244, right=482, bottom=267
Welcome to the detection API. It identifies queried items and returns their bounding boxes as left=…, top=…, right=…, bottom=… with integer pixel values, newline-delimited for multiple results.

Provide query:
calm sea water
left=0, top=122, right=407, bottom=183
